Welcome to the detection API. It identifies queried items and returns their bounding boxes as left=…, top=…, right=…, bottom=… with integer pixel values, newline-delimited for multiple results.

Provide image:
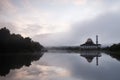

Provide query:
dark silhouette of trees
left=0, top=27, right=44, bottom=53
left=109, top=43, right=120, bottom=52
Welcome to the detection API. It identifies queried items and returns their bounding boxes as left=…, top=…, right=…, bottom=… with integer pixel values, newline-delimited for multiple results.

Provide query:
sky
left=0, top=0, right=120, bottom=46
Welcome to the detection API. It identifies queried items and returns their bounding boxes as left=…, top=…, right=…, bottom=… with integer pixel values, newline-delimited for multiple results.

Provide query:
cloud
left=0, top=0, right=120, bottom=46
left=71, top=11, right=120, bottom=44
left=21, top=24, right=43, bottom=37
left=0, top=0, right=18, bottom=15
left=34, top=0, right=87, bottom=6
left=33, top=11, right=120, bottom=46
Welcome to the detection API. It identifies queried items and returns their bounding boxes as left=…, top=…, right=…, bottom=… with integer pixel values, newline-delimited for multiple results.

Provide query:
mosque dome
left=85, top=38, right=94, bottom=45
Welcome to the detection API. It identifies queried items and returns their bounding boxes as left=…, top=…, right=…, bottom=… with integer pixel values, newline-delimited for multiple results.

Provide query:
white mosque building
left=80, top=35, right=101, bottom=50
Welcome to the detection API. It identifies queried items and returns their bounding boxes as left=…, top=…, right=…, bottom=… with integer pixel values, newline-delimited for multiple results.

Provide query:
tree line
left=0, top=27, right=44, bottom=53
left=103, top=43, right=120, bottom=53
left=109, top=43, right=120, bottom=52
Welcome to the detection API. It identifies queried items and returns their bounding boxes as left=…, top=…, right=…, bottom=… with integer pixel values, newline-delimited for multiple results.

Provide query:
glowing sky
left=0, top=0, right=120, bottom=46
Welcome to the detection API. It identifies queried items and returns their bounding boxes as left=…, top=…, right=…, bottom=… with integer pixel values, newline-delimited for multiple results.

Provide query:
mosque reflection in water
left=80, top=51, right=102, bottom=66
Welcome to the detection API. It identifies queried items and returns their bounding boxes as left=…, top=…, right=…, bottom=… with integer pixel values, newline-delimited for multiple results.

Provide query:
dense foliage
left=0, top=27, right=44, bottom=53
left=102, top=43, right=120, bottom=54
left=109, top=43, right=120, bottom=52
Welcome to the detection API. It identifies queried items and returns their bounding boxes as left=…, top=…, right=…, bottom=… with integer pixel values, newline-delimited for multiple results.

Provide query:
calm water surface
left=0, top=51, right=120, bottom=80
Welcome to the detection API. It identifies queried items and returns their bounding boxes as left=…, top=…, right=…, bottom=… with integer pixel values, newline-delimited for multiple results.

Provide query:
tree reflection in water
left=0, top=52, right=44, bottom=76
left=106, top=52, right=120, bottom=61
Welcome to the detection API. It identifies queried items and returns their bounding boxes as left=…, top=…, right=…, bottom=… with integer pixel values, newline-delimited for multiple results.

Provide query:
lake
left=0, top=50, right=120, bottom=80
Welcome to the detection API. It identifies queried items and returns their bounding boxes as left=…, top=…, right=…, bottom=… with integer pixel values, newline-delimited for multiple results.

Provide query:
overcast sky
left=0, top=0, right=120, bottom=46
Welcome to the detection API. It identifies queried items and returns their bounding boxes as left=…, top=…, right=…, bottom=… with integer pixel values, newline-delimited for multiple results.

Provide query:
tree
left=0, top=27, right=44, bottom=53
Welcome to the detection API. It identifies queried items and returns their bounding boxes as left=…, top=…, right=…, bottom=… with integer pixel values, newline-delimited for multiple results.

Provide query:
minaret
left=96, top=35, right=98, bottom=45
left=96, top=35, right=99, bottom=66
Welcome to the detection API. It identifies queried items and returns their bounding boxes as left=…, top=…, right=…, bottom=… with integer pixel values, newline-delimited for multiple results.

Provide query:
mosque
left=80, top=35, right=101, bottom=50
left=80, top=35, right=102, bottom=66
